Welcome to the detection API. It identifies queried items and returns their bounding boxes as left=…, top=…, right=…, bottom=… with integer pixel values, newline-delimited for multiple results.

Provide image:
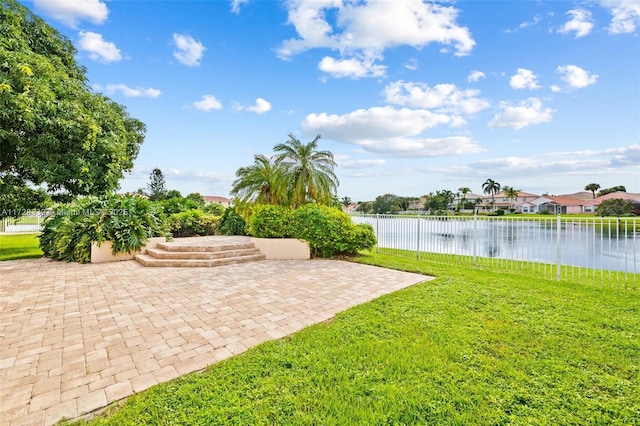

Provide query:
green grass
left=68, top=253, right=640, bottom=425
left=0, top=233, right=42, bottom=260
left=376, top=247, right=639, bottom=290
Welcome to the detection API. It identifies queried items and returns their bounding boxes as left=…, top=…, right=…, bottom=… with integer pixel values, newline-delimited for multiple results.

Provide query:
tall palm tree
left=341, top=196, right=352, bottom=210
left=458, top=186, right=471, bottom=209
left=503, top=186, right=520, bottom=211
left=230, top=154, right=287, bottom=205
left=482, top=178, right=501, bottom=212
left=458, top=187, right=471, bottom=201
left=585, top=183, right=600, bottom=199
left=274, top=133, right=338, bottom=207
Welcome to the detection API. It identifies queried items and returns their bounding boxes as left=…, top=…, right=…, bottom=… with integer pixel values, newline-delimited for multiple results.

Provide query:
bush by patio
left=39, top=195, right=164, bottom=263
left=249, top=204, right=377, bottom=258
left=166, top=209, right=221, bottom=237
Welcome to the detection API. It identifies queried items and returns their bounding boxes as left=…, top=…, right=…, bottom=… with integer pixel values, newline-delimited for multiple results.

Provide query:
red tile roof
left=593, top=192, right=640, bottom=203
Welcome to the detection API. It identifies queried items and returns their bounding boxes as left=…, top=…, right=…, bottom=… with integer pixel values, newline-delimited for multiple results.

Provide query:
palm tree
left=585, top=183, right=600, bottom=199
left=341, top=196, right=352, bottom=210
left=230, top=154, right=287, bottom=205
left=458, top=186, right=471, bottom=210
left=274, top=133, right=338, bottom=207
left=482, top=178, right=501, bottom=210
left=503, top=186, right=520, bottom=212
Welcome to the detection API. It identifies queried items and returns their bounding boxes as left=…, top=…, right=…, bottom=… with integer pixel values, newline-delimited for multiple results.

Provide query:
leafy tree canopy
left=597, top=185, right=626, bottom=198
left=146, top=168, right=167, bottom=201
left=596, top=199, right=634, bottom=217
left=0, top=0, right=145, bottom=218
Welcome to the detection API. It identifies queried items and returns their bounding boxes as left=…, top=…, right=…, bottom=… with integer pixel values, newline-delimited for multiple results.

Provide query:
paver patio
left=0, top=255, right=429, bottom=425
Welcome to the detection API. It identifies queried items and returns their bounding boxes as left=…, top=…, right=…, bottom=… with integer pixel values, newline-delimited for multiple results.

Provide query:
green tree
left=147, top=168, right=167, bottom=201
left=0, top=0, right=145, bottom=218
left=373, top=193, right=400, bottom=214
left=273, top=133, right=338, bottom=207
left=185, top=192, right=205, bottom=208
left=503, top=186, right=520, bottom=211
left=230, top=154, right=288, bottom=205
left=482, top=178, right=501, bottom=208
left=596, top=199, right=633, bottom=217
left=341, top=196, right=352, bottom=209
left=584, top=183, right=600, bottom=199
left=597, top=185, right=626, bottom=197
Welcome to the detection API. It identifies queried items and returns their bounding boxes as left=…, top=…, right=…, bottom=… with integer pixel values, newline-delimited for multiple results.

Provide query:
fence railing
left=351, top=214, right=639, bottom=289
left=0, top=213, right=48, bottom=233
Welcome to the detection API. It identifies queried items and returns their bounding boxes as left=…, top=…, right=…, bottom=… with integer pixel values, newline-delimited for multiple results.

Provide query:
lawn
left=69, top=253, right=639, bottom=425
left=0, top=233, right=42, bottom=260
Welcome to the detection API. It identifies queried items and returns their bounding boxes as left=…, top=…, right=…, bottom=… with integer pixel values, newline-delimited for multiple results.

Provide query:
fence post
left=416, top=213, right=420, bottom=259
left=473, top=214, right=477, bottom=267
left=556, top=214, right=561, bottom=281
left=375, top=213, right=379, bottom=254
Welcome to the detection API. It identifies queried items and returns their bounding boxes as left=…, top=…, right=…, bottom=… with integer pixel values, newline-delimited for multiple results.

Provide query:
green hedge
left=166, top=209, right=221, bottom=237
left=248, top=205, right=293, bottom=238
left=39, top=195, right=164, bottom=263
left=249, top=204, right=376, bottom=258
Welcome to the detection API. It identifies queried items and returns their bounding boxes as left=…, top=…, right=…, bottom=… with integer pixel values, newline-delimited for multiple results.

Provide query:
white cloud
left=301, top=106, right=484, bottom=158
left=550, top=85, right=562, bottom=92
left=557, top=65, right=599, bottom=88
left=558, top=9, right=594, bottom=38
left=338, top=158, right=387, bottom=169
left=600, top=0, right=640, bottom=34
left=467, top=144, right=640, bottom=175
left=192, top=95, right=223, bottom=111
left=231, top=0, right=249, bottom=14
left=488, top=98, right=554, bottom=130
left=94, top=84, right=161, bottom=98
left=172, top=34, right=206, bottom=67
left=467, top=70, right=486, bottom=83
left=277, top=0, right=475, bottom=60
left=33, top=0, right=108, bottom=27
left=245, top=98, right=272, bottom=114
left=404, top=59, right=418, bottom=71
left=78, top=31, right=121, bottom=63
left=510, top=68, right=541, bottom=90
left=318, top=56, right=386, bottom=79
left=505, top=14, right=542, bottom=33
left=384, top=81, right=490, bottom=115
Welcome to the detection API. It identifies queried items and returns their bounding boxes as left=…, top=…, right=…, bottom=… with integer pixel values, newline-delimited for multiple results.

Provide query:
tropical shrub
left=166, top=209, right=220, bottom=237
left=248, top=204, right=293, bottom=238
left=596, top=199, right=634, bottom=217
left=291, top=204, right=376, bottom=257
left=219, top=207, right=248, bottom=236
left=158, top=196, right=202, bottom=215
left=203, top=202, right=225, bottom=215
left=39, top=195, right=164, bottom=263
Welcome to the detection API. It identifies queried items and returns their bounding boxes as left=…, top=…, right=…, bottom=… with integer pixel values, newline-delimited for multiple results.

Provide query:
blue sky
left=23, top=0, right=640, bottom=201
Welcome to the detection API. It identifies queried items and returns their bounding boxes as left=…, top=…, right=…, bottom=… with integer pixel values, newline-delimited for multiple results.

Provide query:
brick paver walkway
left=0, top=257, right=429, bottom=425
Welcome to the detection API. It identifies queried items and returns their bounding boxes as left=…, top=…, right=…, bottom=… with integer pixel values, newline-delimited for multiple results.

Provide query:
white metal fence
left=351, top=214, right=639, bottom=289
left=0, top=213, right=48, bottom=233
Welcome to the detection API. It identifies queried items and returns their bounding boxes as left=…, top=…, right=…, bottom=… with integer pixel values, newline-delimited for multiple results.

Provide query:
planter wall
left=250, top=237, right=310, bottom=260
left=90, top=237, right=165, bottom=263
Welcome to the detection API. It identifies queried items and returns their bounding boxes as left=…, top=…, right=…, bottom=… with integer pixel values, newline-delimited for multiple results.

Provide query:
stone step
left=145, top=247, right=262, bottom=260
left=155, top=242, right=256, bottom=253
left=134, top=253, right=266, bottom=267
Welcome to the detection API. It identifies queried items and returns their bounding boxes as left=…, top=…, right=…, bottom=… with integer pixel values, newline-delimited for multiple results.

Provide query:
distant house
left=527, top=195, right=598, bottom=214
left=593, top=192, right=640, bottom=212
left=203, top=196, right=232, bottom=208
left=344, top=203, right=359, bottom=213
left=480, top=191, right=540, bottom=212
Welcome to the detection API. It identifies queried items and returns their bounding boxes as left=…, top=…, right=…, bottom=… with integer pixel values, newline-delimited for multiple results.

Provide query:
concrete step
left=134, top=253, right=266, bottom=267
left=155, top=242, right=256, bottom=253
left=145, top=247, right=262, bottom=260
